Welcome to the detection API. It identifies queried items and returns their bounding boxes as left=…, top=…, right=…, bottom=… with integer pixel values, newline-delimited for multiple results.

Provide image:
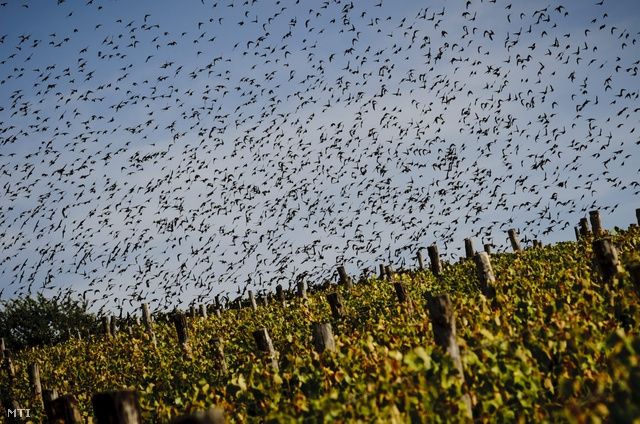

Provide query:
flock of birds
left=0, top=0, right=638, bottom=314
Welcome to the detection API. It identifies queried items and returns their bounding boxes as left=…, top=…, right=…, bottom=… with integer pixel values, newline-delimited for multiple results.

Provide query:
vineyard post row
left=2, top=208, right=640, bottom=422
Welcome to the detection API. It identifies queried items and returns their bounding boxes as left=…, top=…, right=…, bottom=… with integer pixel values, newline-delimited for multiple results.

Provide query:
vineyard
left=2, top=213, right=640, bottom=423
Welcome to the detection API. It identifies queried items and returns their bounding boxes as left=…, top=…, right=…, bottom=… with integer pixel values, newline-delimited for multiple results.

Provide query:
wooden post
left=589, top=210, right=603, bottom=237
left=326, top=293, right=344, bottom=319
left=102, top=316, right=111, bottom=338
left=253, top=328, right=278, bottom=372
left=592, top=238, right=622, bottom=283
left=483, top=243, right=491, bottom=254
left=109, top=315, right=117, bottom=336
left=169, top=407, right=225, bottom=424
left=379, top=264, right=386, bottom=280
left=3, top=349, right=15, bottom=381
left=248, top=290, right=257, bottom=310
left=92, top=390, right=142, bottom=424
left=426, top=293, right=473, bottom=419
left=43, top=389, right=58, bottom=421
left=574, top=227, right=580, bottom=241
left=141, top=304, right=156, bottom=348
left=190, top=305, right=196, bottom=318
left=276, top=284, right=287, bottom=307
left=394, top=282, right=414, bottom=315
left=416, top=250, right=425, bottom=270
left=628, top=263, right=640, bottom=294
left=209, top=337, right=227, bottom=373
left=464, top=238, right=475, bottom=258
left=337, top=265, right=353, bottom=288
left=199, top=304, right=207, bottom=318
left=29, top=363, right=44, bottom=408
left=636, top=208, right=640, bottom=226
left=508, top=229, right=522, bottom=252
left=384, top=265, right=394, bottom=281
left=475, top=252, right=496, bottom=299
left=312, top=323, right=336, bottom=353
left=427, top=245, right=442, bottom=276
left=173, top=312, right=190, bottom=356
left=297, top=281, right=307, bottom=299
left=579, top=218, right=591, bottom=237
left=49, top=395, right=83, bottom=424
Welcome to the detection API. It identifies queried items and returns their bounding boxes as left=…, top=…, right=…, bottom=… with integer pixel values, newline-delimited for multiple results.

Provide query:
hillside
left=1, top=216, right=640, bottom=423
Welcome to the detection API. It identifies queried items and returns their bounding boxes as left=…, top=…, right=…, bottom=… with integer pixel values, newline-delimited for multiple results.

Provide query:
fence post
left=579, top=218, right=591, bottom=237
left=483, top=244, right=491, bottom=254
left=29, top=363, right=44, bottom=408
left=426, top=293, right=473, bottom=419
left=417, top=250, right=425, bottom=270
left=592, top=238, right=622, bottom=284
left=102, top=317, right=111, bottom=338
left=574, top=227, right=580, bottom=241
left=337, top=265, right=353, bottom=289
left=297, top=281, right=307, bottom=300
left=276, top=284, right=287, bottom=307
left=92, top=390, right=142, bottom=424
left=49, top=395, right=83, bottom=424
left=464, top=238, right=475, bottom=258
left=248, top=291, right=258, bottom=310
left=169, top=407, right=225, bottom=424
left=209, top=337, right=227, bottom=373
left=384, top=265, right=394, bottom=281
left=173, top=312, right=191, bottom=357
left=42, top=389, right=58, bottom=421
left=312, top=323, right=336, bottom=353
left=475, top=252, right=496, bottom=299
left=508, top=229, right=522, bottom=252
left=379, top=264, right=386, bottom=280
left=427, top=245, right=442, bottom=276
left=636, top=208, right=640, bottom=226
left=141, top=304, right=157, bottom=348
left=326, top=293, right=344, bottom=319
left=252, top=328, right=278, bottom=372
left=199, top=304, right=208, bottom=319
left=394, top=282, right=414, bottom=315
left=109, top=315, right=117, bottom=337
left=589, top=210, right=603, bottom=237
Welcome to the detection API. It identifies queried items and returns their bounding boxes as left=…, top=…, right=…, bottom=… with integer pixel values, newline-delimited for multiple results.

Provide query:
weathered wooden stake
left=326, top=293, right=344, bottom=319
left=384, top=265, right=394, bottom=281
left=253, top=328, right=278, bottom=372
left=209, top=337, right=227, bottom=373
left=312, top=323, right=336, bottom=353
left=427, top=244, right=442, bottom=276
left=297, top=281, right=307, bottom=299
left=169, top=407, right=225, bottom=424
left=92, top=390, right=142, bottom=424
left=508, top=229, right=522, bottom=252
left=636, top=208, right=640, bottom=226
left=190, top=305, right=196, bottom=318
left=574, top=226, right=580, bottom=241
left=475, top=252, right=496, bottom=299
left=3, top=350, right=15, bottom=381
left=49, top=395, right=83, bottom=424
left=141, top=304, right=157, bottom=348
left=416, top=250, right=425, bottom=270
left=337, top=265, right=353, bottom=288
left=483, top=243, right=491, bottom=254
left=394, top=282, right=414, bottom=315
left=248, top=290, right=258, bottom=310
left=199, top=304, right=207, bottom=319
left=276, top=284, right=287, bottom=307
left=109, top=315, right=117, bottom=336
left=426, top=294, right=473, bottom=419
left=593, top=238, right=622, bottom=284
left=579, top=217, right=591, bottom=237
left=102, top=316, right=111, bottom=338
left=589, top=210, right=603, bottom=237
left=464, top=238, right=475, bottom=258
left=173, top=312, right=191, bottom=356
left=28, top=363, right=44, bottom=408
left=379, top=264, right=386, bottom=280
left=43, top=389, right=58, bottom=421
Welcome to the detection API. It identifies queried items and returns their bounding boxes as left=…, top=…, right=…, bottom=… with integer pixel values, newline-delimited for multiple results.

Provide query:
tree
left=0, top=293, right=98, bottom=351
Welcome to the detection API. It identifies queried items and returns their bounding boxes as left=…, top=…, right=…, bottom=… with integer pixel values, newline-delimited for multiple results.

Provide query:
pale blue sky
left=1, top=0, right=639, bottom=314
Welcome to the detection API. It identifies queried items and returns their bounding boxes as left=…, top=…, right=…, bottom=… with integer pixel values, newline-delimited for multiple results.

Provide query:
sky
left=0, top=0, right=639, bottom=314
